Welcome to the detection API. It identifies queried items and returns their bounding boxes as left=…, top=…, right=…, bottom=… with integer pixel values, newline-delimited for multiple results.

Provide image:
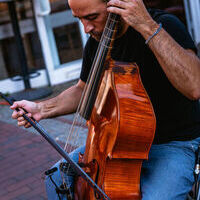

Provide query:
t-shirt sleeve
left=155, top=13, right=197, bottom=52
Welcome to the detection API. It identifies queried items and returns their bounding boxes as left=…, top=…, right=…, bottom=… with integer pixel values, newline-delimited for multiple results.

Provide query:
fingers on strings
left=107, top=0, right=127, bottom=10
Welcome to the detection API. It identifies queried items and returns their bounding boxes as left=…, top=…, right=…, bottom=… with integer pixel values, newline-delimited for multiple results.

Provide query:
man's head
left=68, top=0, right=108, bottom=41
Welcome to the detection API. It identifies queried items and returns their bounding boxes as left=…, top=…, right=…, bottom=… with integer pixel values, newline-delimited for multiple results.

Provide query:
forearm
left=38, top=83, right=84, bottom=119
left=107, top=0, right=200, bottom=100
left=140, top=21, right=200, bottom=100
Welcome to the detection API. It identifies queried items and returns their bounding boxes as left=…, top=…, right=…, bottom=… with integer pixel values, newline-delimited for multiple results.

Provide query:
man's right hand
left=11, top=100, right=42, bottom=128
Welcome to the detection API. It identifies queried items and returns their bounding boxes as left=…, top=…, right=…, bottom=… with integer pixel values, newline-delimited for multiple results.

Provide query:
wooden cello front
left=74, top=13, right=156, bottom=200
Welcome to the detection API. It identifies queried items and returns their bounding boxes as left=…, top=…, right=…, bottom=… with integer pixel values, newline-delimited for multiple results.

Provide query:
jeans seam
left=190, top=142, right=196, bottom=153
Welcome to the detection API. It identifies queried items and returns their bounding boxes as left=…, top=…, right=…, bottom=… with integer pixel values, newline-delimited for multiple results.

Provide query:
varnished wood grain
left=74, top=59, right=156, bottom=200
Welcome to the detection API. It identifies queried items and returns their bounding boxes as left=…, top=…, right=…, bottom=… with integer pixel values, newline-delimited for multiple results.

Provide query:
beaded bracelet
left=145, top=23, right=162, bottom=45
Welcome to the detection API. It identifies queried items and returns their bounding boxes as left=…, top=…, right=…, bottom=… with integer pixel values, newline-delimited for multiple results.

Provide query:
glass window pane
left=0, top=0, right=45, bottom=80
left=50, top=0, right=70, bottom=13
left=53, top=23, right=83, bottom=65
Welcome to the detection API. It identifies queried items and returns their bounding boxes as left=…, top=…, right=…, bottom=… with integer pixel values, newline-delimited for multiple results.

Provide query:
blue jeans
left=45, top=137, right=200, bottom=200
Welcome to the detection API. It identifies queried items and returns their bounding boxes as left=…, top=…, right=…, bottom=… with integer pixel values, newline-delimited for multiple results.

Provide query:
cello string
left=61, top=18, right=112, bottom=166
left=61, top=10, right=116, bottom=176
left=63, top=36, right=108, bottom=150
left=64, top=12, right=118, bottom=157
left=64, top=43, right=109, bottom=152
left=58, top=12, right=119, bottom=194
left=61, top=11, right=118, bottom=174
left=64, top=43, right=107, bottom=152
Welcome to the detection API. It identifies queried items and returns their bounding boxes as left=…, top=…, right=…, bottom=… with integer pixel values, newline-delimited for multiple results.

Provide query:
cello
left=73, top=11, right=156, bottom=200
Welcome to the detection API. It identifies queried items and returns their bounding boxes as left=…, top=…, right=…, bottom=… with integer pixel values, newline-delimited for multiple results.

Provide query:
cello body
left=74, top=59, right=156, bottom=200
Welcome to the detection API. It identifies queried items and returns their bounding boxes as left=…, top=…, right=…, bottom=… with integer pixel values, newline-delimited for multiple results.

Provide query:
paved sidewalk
left=0, top=120, right=61, bottom=200
left=0, top=81, right=88, bottom=200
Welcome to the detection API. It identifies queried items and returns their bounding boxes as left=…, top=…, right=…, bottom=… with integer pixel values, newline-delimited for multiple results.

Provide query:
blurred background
left=0, top=0, right=199, bottom=97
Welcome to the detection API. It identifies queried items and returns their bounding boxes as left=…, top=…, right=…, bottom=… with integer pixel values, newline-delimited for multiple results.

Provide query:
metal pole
left=7, top=0, right=31, bottom=89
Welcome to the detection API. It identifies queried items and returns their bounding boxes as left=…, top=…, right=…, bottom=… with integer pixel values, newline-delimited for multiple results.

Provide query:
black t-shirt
left=80, top=9, right=200, bottom=144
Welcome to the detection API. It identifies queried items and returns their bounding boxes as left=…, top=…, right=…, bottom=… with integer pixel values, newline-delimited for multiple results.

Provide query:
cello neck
left=100, top=13, right=120, bottom=57
left=79, top=13, right=120, bottom=120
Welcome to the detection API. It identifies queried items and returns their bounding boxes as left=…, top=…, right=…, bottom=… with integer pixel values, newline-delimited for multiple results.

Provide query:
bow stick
left=0, top=92, right=110, bottom=200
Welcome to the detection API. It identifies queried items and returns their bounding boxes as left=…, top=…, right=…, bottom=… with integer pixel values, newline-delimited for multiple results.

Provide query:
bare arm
left=107, top=0, right=200, bottom=100
left=11, top=79, right=85, bottom=127
left=39, top=79, right=85, bottom=119
left=141, top=25, right=200, bottom=100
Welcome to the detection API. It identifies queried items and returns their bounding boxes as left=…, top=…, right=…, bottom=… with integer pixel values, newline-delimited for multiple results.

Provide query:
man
left=11, top=0, right=200, bottom=199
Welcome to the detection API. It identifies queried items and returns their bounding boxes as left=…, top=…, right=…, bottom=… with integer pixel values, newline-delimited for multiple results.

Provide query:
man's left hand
left=107, top=0, right=157, bottom=33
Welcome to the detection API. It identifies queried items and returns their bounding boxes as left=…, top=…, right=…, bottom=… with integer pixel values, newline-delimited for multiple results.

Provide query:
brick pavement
left=0, top=117, right=64, bottom=200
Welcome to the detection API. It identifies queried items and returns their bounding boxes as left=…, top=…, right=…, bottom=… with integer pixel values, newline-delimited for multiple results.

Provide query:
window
left=0, top=0, right=44, bottom=80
